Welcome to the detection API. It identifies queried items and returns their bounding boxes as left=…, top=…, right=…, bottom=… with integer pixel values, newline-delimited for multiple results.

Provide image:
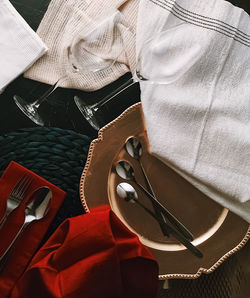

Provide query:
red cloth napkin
left=0, top=161, right=66, bottom=296
left=10, top=205, right=159, bottom=298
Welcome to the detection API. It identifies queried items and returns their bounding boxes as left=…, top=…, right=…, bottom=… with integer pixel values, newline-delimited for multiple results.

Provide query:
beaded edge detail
left=79, top=102, right=250, bottom=280
left=79, top=102, right=141, bottom=213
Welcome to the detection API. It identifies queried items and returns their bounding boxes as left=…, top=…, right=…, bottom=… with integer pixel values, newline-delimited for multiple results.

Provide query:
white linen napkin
left=137, top=0, right=250, bottom=222
left=0, top=0, right=47, bottom=91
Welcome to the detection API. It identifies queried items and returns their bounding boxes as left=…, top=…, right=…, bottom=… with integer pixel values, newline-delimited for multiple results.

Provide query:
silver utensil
left=116, top=182, right=203, bottom=258
left=0, top=173, right=33, bottom=228
left=115, top=160, right=193, bottom=241
left=0, top=186, right=52, bottom=263
left=125, top=136, right=169, bottom=237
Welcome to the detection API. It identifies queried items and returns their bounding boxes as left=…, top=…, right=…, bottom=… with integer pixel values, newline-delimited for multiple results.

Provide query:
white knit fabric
left=137, top=0, right=250, bottom=222
left=24, top=0, right=138, bottom=91
left=0, top=0, right=47, bottom=91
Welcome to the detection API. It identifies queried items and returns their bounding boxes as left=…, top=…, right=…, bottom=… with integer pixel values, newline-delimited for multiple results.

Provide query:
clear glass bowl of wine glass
left=74, top=22, right=203, bottom=130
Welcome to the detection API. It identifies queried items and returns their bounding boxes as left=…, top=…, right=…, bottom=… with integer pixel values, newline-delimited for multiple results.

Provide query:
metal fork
left=0, top=173, right=33, bottom=227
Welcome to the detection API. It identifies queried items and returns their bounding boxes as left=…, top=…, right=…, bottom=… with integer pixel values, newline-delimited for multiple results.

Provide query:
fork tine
left=10, top=174, right=33, bottom=200
left=10, top=174, right=29, bottom=197
left=17, top=176, right=33, bottom=199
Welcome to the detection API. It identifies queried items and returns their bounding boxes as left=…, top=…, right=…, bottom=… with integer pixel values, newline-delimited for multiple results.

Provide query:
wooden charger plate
left=79, top=102, right=250, bottom=279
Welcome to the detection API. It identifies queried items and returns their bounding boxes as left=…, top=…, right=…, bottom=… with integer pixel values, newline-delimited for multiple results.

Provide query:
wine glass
left=74, top=76, right=135, bottom=130
left=13, top=77, right=68, bottom=126
left=74, top=22, right=203, bottom=130
left=73, top=10, right=136, bottom=130
left=13, top=9, right=126, bottom=126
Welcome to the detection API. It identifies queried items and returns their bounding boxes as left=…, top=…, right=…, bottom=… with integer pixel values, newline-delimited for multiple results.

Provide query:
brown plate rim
left=79, top=102, right=250, bottom=280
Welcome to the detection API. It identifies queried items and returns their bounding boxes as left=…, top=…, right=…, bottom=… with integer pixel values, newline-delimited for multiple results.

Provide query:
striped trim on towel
left=149, top=0, right=250, bottom=47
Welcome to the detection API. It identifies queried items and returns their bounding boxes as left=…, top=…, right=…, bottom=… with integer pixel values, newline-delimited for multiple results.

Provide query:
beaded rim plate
left=79, top=102, right=250, bottom=280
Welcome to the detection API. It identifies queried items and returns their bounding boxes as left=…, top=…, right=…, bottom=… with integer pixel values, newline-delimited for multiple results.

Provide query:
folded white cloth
left=0, top=0, right=47, bottom=91
left=137, top=0, right=250, bottom=222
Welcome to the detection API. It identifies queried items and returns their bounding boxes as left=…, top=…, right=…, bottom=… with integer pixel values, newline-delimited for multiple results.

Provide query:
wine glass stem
left=32, top=76, right=67, bottom=108
left=93, top=77, right=136, bottom=109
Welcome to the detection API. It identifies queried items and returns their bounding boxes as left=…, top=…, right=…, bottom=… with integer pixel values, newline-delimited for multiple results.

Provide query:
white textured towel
left=24, top=0, right=138, bottom=91
left=0, top=0, right=47, bottom=91
left=137, top=0, right=250, bottom=222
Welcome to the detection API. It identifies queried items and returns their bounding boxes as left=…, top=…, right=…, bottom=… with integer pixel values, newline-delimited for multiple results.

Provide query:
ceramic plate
left=79, top=102, right=250, bottom=279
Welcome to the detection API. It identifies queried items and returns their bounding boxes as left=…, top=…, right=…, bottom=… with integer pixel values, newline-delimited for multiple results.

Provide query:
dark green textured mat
left=0, top=127, right=92, bottom=240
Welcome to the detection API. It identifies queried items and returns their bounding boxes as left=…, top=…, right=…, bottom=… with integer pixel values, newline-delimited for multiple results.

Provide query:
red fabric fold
left=0, top=161, right=66, bottom=296
left=10, top=206, right=159, bottom=298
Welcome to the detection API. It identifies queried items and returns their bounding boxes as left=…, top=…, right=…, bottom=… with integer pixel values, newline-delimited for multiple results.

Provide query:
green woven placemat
left=0, top=127, right=92, bottom=239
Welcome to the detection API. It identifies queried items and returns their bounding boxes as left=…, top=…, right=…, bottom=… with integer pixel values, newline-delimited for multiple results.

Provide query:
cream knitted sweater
left=24, top=0, right=138, bottom=91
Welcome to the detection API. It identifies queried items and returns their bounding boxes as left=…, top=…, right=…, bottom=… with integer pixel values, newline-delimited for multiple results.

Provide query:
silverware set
left=115, top=136, right=203, bottom=258
left=126, top=137, right=169, bottom=237
left=0, top=174, right=51, bottom=266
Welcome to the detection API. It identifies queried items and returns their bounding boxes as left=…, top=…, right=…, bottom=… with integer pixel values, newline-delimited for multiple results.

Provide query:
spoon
left=0, top=186, right=52, bottom=263
left=125, top=136, right=169, bottom=237
left=116, top=160, right=193, bottom=241
left=117, top=182, right=203, bottom=258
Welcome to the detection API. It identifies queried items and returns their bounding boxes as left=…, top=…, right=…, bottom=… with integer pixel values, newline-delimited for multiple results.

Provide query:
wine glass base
left=74, top=96, right=102, bottom=131
left=13, top=95, right=45, bottom=126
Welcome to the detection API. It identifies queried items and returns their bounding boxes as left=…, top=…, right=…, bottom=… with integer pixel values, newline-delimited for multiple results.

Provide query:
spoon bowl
left=125, top=137, right=142, bottom=160
left=25, top=186, right=51, bottom=222
left=115, top=160, right=136, bottom=181
left=116, top=182, right=138, bottom=203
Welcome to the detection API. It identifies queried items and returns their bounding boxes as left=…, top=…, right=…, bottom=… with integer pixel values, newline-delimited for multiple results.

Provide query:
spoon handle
left=136, top=182, right=194, bottom=241
left=135, top=199, right=203, bottom=258
left=139, top=161, right=169, bottom=237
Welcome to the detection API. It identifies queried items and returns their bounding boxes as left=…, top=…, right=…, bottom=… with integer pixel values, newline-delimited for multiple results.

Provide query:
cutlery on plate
left=116, top=182, right=203, bottom=258
left=0, top=173, right=33, bottom=228
left=0, top=186, right=52, bottom=264
left=125, top=136, right=169, bottom=237
left=115, top=160, right=193, bottom=241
